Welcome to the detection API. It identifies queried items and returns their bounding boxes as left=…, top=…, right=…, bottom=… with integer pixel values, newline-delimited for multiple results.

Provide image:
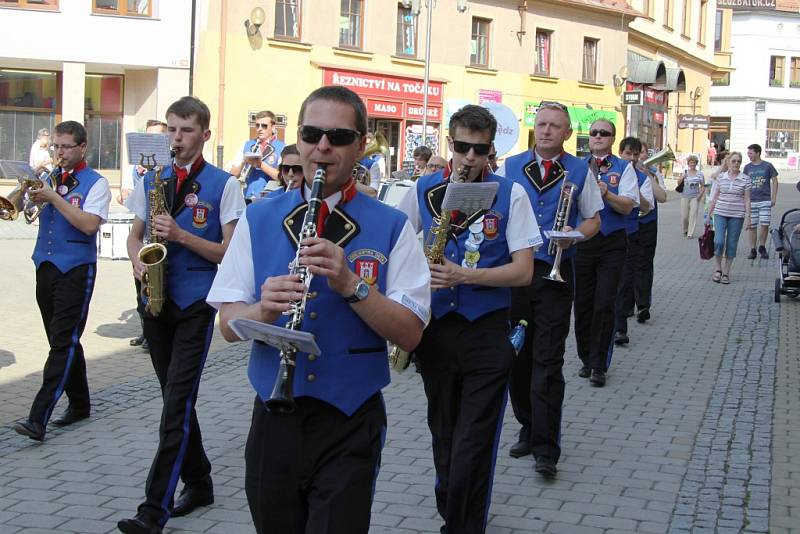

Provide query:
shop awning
left=627, top=59, right=667, bottom=86
left=655, top=68, right=686, bottom=92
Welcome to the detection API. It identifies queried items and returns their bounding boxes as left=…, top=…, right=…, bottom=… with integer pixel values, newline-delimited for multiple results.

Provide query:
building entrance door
left=370, top=118, right=401, bottom=172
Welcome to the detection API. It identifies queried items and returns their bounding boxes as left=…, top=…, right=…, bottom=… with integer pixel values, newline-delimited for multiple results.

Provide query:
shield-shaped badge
left=483, top=214, right=499, bottom=240
left=355, top=258, right=379, bottom=285
left=193, top=205, right=208, bottom=228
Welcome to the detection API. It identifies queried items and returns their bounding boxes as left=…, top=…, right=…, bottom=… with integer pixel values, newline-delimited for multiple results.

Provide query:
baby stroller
left=771, top=207, right=800, bottom=302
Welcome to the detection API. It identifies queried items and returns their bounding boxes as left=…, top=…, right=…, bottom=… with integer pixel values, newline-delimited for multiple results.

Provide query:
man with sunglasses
left=209, top=85, right=430, bottom=534
left=13, top=120, right=112, bottom=442
left=396, top=104, right=540, bottom=533
left=497, top=101, right=602, bottom=478
left=573, top=119, right=641, bottom=389
left=230, top=110, right=285, bottom=184
left=425, top=155, right=448, bottom=175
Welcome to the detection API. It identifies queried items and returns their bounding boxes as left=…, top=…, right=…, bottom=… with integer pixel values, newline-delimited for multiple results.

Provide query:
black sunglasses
left=452, top=140, right=492, bottom=156
left=589, top=129, right=614, bottom=137
left=255, top=122, right=272, bottom=128
left=299, top=125, right=362, bottom=146
left=279, top=164, right=304, bottom=174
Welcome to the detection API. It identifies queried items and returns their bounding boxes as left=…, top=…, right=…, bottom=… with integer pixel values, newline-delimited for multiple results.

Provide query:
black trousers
left=415, top=309, right=514, bottom=534
left=509, top=259, right=573, bottom=464
left=574, top=230, right=627, bottom=372
left=30, top=262, right=95, bottom=425
left=244, top=394, right=386, bottom=534
left=137, top=298, right=215, bottom=527
left=614, top=231, right=640, bottom=335
left=635, top=219, right=658, bottom=311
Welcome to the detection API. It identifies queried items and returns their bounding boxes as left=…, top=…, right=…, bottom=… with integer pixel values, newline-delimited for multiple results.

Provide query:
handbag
left=675, top=171, right=685, bottom=193
left=698, top=224, right=715, bottom=260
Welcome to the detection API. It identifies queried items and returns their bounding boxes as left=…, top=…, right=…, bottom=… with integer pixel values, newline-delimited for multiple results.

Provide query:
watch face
left=356, top=280, right=370, bottom=300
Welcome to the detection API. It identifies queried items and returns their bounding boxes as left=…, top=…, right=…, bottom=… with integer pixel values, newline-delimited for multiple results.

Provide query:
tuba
left=137, top=154, right=169, bottom=317
left=543, top=176, right=575, bottom=283
left=642, top=145, right=675, bottom=168
left=265, top=164, right=327, bottom=413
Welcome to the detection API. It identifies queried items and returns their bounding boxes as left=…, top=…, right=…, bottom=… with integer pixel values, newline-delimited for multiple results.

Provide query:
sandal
left=712, top=270, right=722, bottom=283
left=721, top=274, right=730, bottom=284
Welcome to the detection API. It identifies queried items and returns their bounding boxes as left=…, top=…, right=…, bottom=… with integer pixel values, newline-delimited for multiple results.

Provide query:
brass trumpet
left=0, top=161, right=62, bottom=223
left=544, top=177, right=575, bottom=283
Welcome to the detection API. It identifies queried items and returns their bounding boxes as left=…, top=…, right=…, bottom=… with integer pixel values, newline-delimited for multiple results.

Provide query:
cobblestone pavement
left=0, top=183, right=798, bottom=534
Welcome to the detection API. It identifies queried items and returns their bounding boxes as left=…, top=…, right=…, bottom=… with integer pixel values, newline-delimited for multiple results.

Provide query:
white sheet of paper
left=441, top=181, right=499, bottom=213
left=126, top=133, right=172, bottom=167
left=544, top=230, right=585, bottom=240
left=0, top=160, right=38, bottom=181
left=229, top=317, right=321, bottom=356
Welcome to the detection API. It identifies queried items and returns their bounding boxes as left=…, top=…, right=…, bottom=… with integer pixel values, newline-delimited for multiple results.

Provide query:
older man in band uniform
left=497, top=102, right=603, bottom=478
left=397, top=104, right=540, bottom=533
left=573, top=119, right=641, bottom=388
left=209, top=85, right=430, bottom=534
left=118, top=96, right=245, bottom=534
left=13, top=120, right=112, bottom=442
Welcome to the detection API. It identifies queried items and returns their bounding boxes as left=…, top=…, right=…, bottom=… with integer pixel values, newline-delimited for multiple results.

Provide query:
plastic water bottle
left=509, top=320, right=528, bottom=355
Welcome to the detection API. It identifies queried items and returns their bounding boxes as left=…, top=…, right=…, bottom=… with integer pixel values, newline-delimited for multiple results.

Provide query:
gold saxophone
left=138, top=159, right=168, bottom=317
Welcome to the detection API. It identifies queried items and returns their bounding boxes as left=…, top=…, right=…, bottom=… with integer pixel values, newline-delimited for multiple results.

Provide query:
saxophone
left=389, top=165, right=472, bottom=372
left=265, top=164, right=327, bottom=414
left=138, top=160, right=169, bottom=317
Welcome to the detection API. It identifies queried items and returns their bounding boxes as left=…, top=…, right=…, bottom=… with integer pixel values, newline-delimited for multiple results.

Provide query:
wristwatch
left=344, top=279, right=370, bottom=303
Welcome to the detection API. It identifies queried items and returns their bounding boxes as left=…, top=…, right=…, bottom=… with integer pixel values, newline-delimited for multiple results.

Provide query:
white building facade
left=0, top=0, right=192, bottom=184
left=709, top=5, right=800, bottom=170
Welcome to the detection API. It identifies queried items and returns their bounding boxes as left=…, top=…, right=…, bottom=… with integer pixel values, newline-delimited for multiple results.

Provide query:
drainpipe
left=189, top=0, right=196, bottom=95
left=216, top=0, right=228, bottom=168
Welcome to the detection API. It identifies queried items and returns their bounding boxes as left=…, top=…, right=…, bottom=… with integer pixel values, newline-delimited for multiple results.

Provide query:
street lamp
left=689, top=86, right=703, bottom=153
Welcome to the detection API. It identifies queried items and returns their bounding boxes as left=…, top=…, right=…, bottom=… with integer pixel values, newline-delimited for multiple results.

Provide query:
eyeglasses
left=451, top=140, right=492, bottom=156
left=426, top=163, right=445, bottom=170
left=299, top=125, right=362, bottom=146
left=589, top=129, right=614, bottom=137
left=51, top=143, right=80, bottom=150
left=279, top=164, right=304, bottom=174
left=255, top=122, right=272, bottom=129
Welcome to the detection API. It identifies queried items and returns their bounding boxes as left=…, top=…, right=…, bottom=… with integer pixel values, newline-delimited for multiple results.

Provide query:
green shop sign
left=523, top=101, right=617, bottom=133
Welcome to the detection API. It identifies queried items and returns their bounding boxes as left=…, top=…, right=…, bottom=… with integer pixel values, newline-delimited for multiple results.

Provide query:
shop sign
left=323, top=68, right=443, bottom=103
left=678, top=114, right=710, bottom=129
left=478, top=89, right=502, bottom=105
left=717, top=0, right=776, bottom=10
left=644, top=87, right=666, bottom=105
left=622, top=91, right=643, bottom=106
left=652, top=111, right=665, bottom=124
left=524, top=101, right=618, bottom=132
left=405, top=103, right=442, bottom=120
left=483, top=103, right=519, bottom=157
left=367, top=99, right=403, bottom=119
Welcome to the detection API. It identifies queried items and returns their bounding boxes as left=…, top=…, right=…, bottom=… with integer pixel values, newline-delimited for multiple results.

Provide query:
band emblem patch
left=192, top=202, right=211, bottom=228
left=483, top=212, right=501, bottom=240
left=355, top=259, right=379, bottom=285
left=607, top=173, right=620, bottom=187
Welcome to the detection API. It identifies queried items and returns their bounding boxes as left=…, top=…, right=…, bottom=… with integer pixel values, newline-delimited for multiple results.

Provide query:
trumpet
left=544, top=177, right=575, bottom=283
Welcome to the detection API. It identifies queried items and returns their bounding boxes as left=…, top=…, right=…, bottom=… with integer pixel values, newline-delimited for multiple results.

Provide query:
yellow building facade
left=193, top=0, right=639, bottom=171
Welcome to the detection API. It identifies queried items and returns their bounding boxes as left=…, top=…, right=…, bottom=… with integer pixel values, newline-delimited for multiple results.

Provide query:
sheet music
left=391, top=169, right=411, bottom=181
left=0, top=160, right=38, bottom=181
left=126, top=133, right=172, bottom=167
left=229, top=318, right=321, bottom=356
left=441, top=181, right=499, bottom=214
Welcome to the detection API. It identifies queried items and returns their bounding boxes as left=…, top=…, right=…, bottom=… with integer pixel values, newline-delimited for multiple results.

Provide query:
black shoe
left=51, top=408, right=90, bottom=427
left=590, top=369, right=606, bottom=387
left=758, top=246, right=769, bottom=260
left=534, top=457, right=558, bottom=479
left=171, top=486, right=214, bottom=517
left=747, top=248, right=757, bottom=260
left=13, top=420, right=45, bottom=441
left=614, top=331, right=629, bottom=346
left=636, top=308, right=650, bottom=323
left=117, top=514, right=161, bottom=534
left=129, top=335, right=145, bottom=347
left=578, top=365, right=591, bottom=378
left=141, top=339, right=149, bottom=352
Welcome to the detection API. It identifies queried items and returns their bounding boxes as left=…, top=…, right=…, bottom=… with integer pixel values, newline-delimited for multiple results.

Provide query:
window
left=765, top=118, right=799, bottom=157
left=642, top=0, right=651, bottom=17
left=712, top=73, right=730, bottom=86
left=0, top=69, right=57, bottom=162
left=682, top=0, right=691, bottom=36
left=698, top=0, right=707, bottom=45
left=770, top=56, right=785, bottom=87
left=0, top=0, right=58, bottom=9
left=791, top=57, right=800, bottom=87
left=84, top=74, right=123, bottom=170
left=396, top=4, right=417, bottom=57
left=93, top=0, right=150, bottom=17
left=582, top=38, right=598, bottom=83
left=274, top=0, right=301, bottom=40
left=339, top=0, right=363, bottom=49
left=664, top=0, right=674, bottom=28
left=470, top=17, right=491, bottom=67
left=534, top=30, right=551, bottom=76
left=714, top=10, right=723, bottom=51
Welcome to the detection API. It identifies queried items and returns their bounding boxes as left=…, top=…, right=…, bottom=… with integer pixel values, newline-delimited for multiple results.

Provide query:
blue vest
left=588, top=155, right=629, bottom=236
left=244, top=173, right=269, bottom=198
left=32, top=166, right=103, bottom=273
left=359, top=155, right=377, bottom=170
left=416, top=172, right=513, bottom=321
left=624, top=169, right=649, bottom=234
left=503, top=150, right=588, bottom=265
left=144, top=162, right=228, bottom=310
left=248, top=190, right=407, bottom=416
left=244, top=138, right=284, bottom=169
left=243, top=167, right=268, bottom=188
left=639, top=167, right=659, bottom=224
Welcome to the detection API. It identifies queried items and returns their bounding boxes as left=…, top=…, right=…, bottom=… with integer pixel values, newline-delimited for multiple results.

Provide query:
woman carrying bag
left=678, top=154, right=705, bottom=238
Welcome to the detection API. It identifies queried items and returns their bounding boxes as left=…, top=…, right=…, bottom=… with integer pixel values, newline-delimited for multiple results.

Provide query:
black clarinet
left=265, top=164, right=327, bottom=413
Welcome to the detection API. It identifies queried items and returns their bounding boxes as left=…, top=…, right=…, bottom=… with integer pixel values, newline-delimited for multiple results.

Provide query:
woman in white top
left=678, top=154, right=705, bottom=238
left=707, top=152, right=751, bottom=284
left=28, top=128, right=53, bottom=177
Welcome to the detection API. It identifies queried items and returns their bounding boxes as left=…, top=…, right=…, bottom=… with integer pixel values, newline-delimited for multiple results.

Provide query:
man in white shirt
left=29, top=128, right=52, bottom=177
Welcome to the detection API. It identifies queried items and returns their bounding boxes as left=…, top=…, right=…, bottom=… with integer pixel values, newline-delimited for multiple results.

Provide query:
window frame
left=534, top=29, right=552, bottom=77
left=681, top=0, right=691, bottom=37
left=664, top=0, right=674, bottom=29
left=714, top=9, right=723, bottom=52
left=470, top=17, right=491, bottom=68
left=770, top=55, right=785, bottom=87
left=0, top=0, right=58, bottom=10
left=581, top=37, right=598, bottom=83
left=274, top=0, right=302, bottom=41
left=698, top=0, right=707, bottom=45
left=765, top=118, right=799, bottom=157
left=790, top=57, right=800, bottom=88
left=395, top=3, right=418, bottom=57
left=84, top=73, right=124, bottom=171
left=339, top=0, right=364, bottom=50
left=92, top=0, right=152, bottom=18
